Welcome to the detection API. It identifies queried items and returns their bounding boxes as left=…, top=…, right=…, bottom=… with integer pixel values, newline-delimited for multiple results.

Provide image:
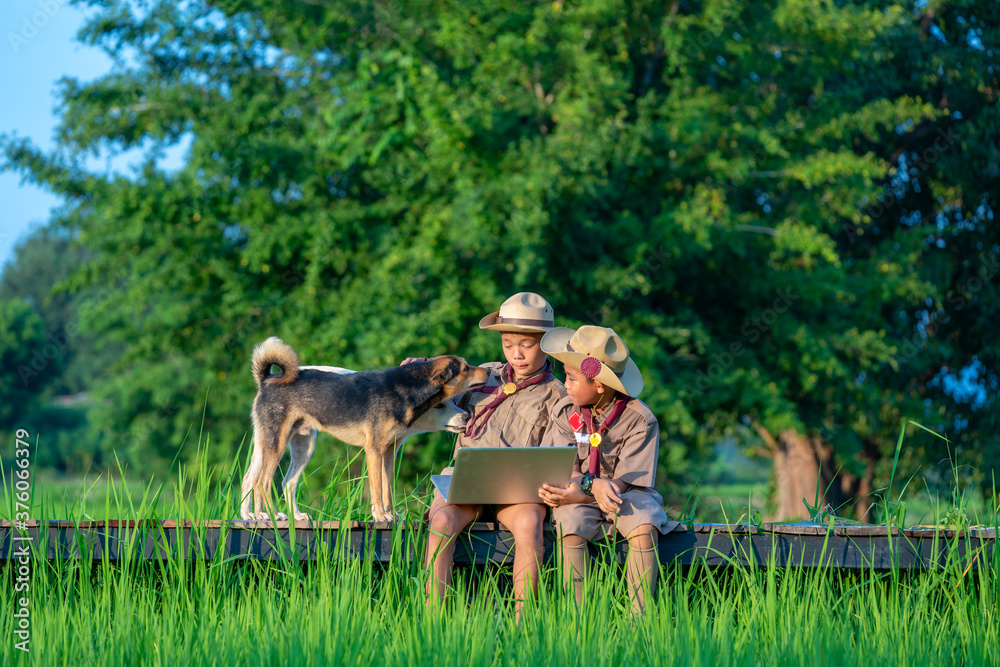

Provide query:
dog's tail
left=251, top=337, right=300, bottom=387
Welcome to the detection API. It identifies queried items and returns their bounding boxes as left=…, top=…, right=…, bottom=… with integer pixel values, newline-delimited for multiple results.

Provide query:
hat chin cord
left=590, top=386, right=616, bottom=414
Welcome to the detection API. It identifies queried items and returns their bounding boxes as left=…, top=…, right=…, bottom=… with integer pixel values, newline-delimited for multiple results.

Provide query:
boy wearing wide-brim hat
left=408, top=292, right=566, bottom=618
left=538, top=325, right=679, bottom=615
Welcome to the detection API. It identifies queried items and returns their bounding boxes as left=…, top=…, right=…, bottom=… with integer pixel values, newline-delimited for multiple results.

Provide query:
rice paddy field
left=3, top=440, right=1000, bottom=666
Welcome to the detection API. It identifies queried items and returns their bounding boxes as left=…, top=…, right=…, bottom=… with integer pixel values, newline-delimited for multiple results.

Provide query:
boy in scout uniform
left=411, top=292, right=566, bottom=618
left=538, top=325, right=678, bottom=615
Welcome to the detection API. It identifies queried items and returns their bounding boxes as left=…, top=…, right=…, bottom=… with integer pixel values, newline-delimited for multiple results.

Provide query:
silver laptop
left=431, top=446, right=577, bottom=505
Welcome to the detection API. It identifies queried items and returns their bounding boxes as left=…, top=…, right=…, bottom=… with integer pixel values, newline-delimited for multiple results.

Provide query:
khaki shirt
left=542, top=395, right=659, bottom=488
left=454, top=362, right=567, bottom=456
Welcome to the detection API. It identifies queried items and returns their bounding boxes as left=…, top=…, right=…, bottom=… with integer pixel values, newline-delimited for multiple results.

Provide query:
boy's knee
left=562, top=533, right=587, bottom=547
left=508, top=507, right=545, bottom=541
left=429, top=507, right=468, bottom=537
left=626, top=524, right=656, bottom=550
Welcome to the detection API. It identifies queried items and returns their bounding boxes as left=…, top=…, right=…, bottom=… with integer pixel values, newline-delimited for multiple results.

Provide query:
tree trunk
left=764, top=429, right=874, bottom=522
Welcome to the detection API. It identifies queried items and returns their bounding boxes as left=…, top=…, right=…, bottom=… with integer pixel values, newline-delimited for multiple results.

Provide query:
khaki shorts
left=551, top=487, right=680, bottom=541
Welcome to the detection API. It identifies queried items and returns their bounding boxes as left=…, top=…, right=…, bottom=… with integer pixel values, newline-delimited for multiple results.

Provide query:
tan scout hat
left=541, top=325, right=643, bottom=397
left=479, top=292, right=555, bottom=333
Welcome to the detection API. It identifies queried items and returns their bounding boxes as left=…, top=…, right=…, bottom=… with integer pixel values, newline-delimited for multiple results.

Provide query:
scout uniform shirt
left=542, top=395, right=659, bottom=487
left=454, top=361, right=566, bottom=456
left=543, top=394, right=677, bottom=539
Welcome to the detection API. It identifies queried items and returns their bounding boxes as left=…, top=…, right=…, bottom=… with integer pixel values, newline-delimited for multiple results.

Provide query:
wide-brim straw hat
left=541, top=325, right=643, bottom=397
left=479, top=292, right=556, bottom=333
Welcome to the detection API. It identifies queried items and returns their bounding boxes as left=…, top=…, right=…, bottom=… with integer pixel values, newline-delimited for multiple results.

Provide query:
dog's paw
left=245, top=512, right=272, bottom=522
left=293, top=512, right=312, bottom=522
left=275, top=512, right=289, bottom=522
left=370, top=506, right=395, bottom=524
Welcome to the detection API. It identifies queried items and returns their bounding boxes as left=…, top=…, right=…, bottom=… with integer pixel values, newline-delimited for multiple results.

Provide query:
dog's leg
left=281, top=429, right=316, bottom=522
left=240, top=449, right=258, bottom=520
left=364, top=445, right=392, bottom=523
left=380, top=442, right=399, bottom=521
left=241, top=429, right=267, bottom=520
left=250, top=424, right=290, bottom=522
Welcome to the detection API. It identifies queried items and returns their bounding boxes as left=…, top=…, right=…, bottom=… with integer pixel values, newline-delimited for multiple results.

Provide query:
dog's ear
left=430, top=359, right=456, bottom=384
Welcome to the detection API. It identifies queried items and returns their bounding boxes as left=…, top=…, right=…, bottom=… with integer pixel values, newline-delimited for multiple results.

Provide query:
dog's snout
left=469, top=368, right=491, bottom=388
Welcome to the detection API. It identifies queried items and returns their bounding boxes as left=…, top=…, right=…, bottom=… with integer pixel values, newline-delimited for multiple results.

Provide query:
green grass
left=15, top=473, right=991, bottom=531
left=4, top=554, right=998, bottom=666
left=3, top=424, right=1000, bottom=665
left=684, top=482, right=996, bottom=527
left=0, top=471, right=176, bottom=521
left=3, top=493, right=998, bottom=666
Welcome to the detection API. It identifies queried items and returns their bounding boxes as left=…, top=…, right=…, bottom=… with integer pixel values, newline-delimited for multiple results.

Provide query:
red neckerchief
left=577, top=396, right=629, bottom=476
left=463, top=361, right=553, bottom=438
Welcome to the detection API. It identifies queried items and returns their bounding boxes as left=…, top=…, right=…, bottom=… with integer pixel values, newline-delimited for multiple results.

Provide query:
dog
left=301, top=365, right=472, bottom=439
left=241, top=337, right=490, bottom=523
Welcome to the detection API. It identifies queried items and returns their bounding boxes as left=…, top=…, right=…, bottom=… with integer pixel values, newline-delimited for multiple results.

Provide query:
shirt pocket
left=508, top=401, right=548, bottom=447
left=601, top=449, right=620, bottom=477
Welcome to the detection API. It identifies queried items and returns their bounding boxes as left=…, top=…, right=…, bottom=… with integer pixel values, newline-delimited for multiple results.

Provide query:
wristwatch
left=580, top=473, right=597, bottom=496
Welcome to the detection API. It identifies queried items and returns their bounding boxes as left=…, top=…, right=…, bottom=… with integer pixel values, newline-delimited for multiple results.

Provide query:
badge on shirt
left=568, top=411, right=584, bottom=431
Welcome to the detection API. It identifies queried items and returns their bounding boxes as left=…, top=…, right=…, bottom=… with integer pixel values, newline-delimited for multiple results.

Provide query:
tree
left=0, top=228, right=117, bottom=471
left=0, top=298, right=47, bottom=426
left=3, top=0, right=996, bottom=521
left=867, top=2, right=1000, bottom=503
left=0, top=226, right=120, bottom=396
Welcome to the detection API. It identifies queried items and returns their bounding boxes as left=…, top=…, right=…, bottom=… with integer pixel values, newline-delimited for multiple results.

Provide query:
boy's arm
left=540, top=399, right=580, bottom=455
left=538, top=399, right=590, bottom=507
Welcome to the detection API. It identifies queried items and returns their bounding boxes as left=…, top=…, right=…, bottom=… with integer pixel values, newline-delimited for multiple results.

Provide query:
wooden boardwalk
left=1, top=519, right=995, bottom=570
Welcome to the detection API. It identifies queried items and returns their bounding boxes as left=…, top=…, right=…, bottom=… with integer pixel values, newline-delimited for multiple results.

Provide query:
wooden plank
left=0, top=521, right=994, bottom=570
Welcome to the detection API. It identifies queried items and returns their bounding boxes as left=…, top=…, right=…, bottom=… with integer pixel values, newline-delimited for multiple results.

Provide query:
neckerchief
left=578, top=396, right=630, bottom=476
left=463, top=360, right=553, bottom=439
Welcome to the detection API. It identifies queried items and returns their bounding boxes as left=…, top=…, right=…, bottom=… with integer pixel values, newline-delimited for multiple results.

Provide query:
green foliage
left=0, top=0, right=997, bottom=508
left=22, top=405, right=104, bottom=474
left=0, top=229, right=118, bottom=471
left=0, top=227, right=120, bottom=396
left=0, top=299, right=47, bottom=425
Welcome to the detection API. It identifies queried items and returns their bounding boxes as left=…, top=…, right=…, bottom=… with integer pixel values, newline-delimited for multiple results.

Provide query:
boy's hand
left=538, top=483, right=588, bottom=508
left=400, top=357, right=428, bottom=366
left=592, top=479, right=623, bottom=515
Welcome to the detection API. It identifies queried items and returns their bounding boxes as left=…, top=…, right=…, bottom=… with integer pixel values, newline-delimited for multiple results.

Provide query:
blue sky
left=0, top=1, right=112, bottom=271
